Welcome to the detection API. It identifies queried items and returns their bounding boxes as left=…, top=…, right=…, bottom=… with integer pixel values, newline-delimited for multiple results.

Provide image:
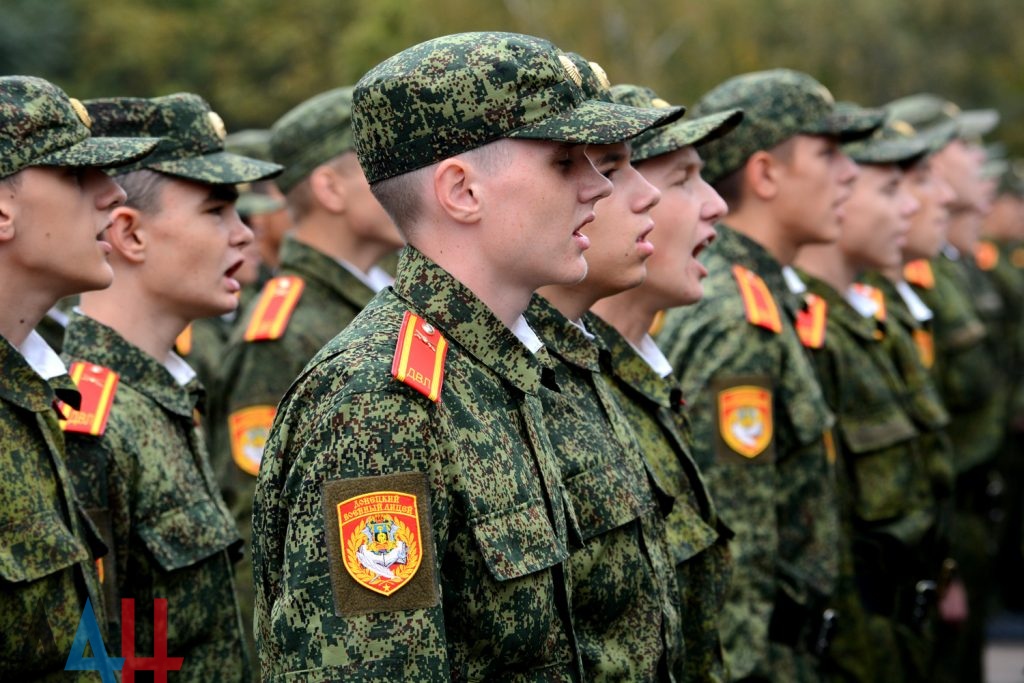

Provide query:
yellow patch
left=228, top=405, right=276, bottom=476
left=718, top=385, right=773, bottom=458
left=338, top=491, right=423, bottom=597
left=175, top=324, right=193, bottom=356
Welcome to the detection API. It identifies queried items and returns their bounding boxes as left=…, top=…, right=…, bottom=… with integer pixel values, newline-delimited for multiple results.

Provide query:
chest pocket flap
left=472, top=499, right=569, bottom=581
left=137, top=499, right=240, bottom=572
left=0, top=510, right=89, bottom=582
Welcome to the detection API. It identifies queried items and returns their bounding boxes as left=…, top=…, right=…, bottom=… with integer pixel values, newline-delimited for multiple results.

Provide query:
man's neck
left=794, top=243, right=856, bottom=292
left=0, top=273, right=62, bottom=346
left=79, top=278, right=187, bottom=364
left=590, top=288, right=659, bottom=348
left=725, top=207, right=800, bottom=265
left=292, top=214, right=392, bottom=274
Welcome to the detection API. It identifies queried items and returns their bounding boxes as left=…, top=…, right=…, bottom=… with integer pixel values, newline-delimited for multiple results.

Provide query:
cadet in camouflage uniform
left=589, top=82, right=741, bottom=682
left=794, top=112, right=950, bottom=682
left=210, top=86, right=403, bottom=679
left=655, top=70, right=882, bottom=682
left=0, top=75, right=155, bottom=680
left=252, top=32, right=682, bottom=681
left=61, top=93, right=281, bottom=682
left=522, top=54, right=687, bottom=679
left=888, top=95, right=1005, bottom=683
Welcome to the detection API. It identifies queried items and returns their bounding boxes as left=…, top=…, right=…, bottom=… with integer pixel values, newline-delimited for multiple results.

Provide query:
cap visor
left=957, top=109, right=999, bottom=139
left=806, top=107, right=885, bottom=142
left=846, top=137, right=930, bottom=166
left=34, top=136, right=159, bottom=170
left=509, top=99, right=685, bottom=145
left=149, top=151, right=282, bottom=184
left=633, top=109, right=743, bottom=162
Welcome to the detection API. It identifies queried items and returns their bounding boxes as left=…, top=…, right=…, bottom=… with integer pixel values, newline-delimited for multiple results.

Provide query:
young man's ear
left=106, top=206, right=147, bottom=263
left=745, top=150, right=781, bottom=201
left=433, top=157, right=482, bottom=224
left=309, top=164, right=347, bottom=214
left=0, top=177, right=18, bottom=242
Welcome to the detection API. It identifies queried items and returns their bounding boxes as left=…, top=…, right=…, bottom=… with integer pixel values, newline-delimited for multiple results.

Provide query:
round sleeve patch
left=717, top=384, right=773, bottom=459
left=228, top=405, right=276, bottom=475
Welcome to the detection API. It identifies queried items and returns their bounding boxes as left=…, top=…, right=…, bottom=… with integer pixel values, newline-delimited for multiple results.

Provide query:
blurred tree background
left=3, top=0, right=1021, bottom=153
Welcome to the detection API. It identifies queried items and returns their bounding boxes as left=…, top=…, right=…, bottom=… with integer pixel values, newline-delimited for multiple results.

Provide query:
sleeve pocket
left=0, top=510, right=89, bottom=582
left=471, top=500, right=568, bottom=581
left=137, top=499, right=240, bottom=571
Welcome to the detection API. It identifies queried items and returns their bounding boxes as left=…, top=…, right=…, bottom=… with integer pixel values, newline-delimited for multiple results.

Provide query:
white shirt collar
left=845, top=285, right=880, bottom=319
left=631, top=334, right=673, bottom=378
left=45, top=305, right=70, bottom=328
left=337, top=258, right=394, bottom=293
left=942, top=243, right=961, bottom=261
left=894, top=280, right=934, bottom=322
left=782, top=266, right=807, bottom=294
left=164, top=351, right=197, bottom=387
left=510, top=315, right=544, bottom=354
left=17, top=330, right=67, bottom=380
left=569, top=318, right=596, bottom=341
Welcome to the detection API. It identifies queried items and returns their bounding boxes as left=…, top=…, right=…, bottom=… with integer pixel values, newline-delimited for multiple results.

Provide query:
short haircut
left=114, top=168, right=171, bottom=213
left=0, top=170, right=21, bottom=189
left=283, top=153, right=357, bottom=223
left=370, top=140, right=512, bottom=237
left=711, top=136, right=798, bottom=210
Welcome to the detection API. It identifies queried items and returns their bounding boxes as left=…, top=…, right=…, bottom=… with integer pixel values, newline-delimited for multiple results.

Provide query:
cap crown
left=271, top=86, right=355, bottom=194
left=1, top=76, right=91, bottom=177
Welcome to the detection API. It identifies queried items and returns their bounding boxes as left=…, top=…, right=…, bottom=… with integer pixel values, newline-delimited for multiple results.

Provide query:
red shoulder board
left=850, top=283, right=887, bottom=322
left=244, top=275, right=305, bottom=342
left=974, top=241, right=999, bottom=271
left=391, top=311, right=448, bottom=402
left=175, top=323, right=192, bottom=356
left=903, top=259, right=935, bottom=289
left=1012, top=247, right=1024, bottom=269
left=732, top=265, right=782, bottom=334
left=795, top=293, right=828, bottom=349
left=59, top=362, right=119, bottom=436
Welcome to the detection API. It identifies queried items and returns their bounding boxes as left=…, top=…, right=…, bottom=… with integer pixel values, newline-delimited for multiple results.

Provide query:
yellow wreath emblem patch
left=338, top=491, right=422, bottom=596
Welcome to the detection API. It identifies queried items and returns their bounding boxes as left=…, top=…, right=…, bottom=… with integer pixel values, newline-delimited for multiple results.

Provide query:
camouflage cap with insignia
left=0, top=76, right=158, bottom=179
left=353, top=31, right=686, bottom=184
left=270, top=86, right=357, bottom=194
left=691, top=68, right=884, bottom=184
left=610, top=84, right=742, bottom=163
left=840, top=102, right=931, bottom=166
left=885, top=93, right=998, bottom=145
left=85, top=93, right=282, bottom=184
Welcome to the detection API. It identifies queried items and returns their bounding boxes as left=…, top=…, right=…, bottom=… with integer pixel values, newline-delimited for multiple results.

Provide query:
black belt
left=768, top=591, right=839, bottom=657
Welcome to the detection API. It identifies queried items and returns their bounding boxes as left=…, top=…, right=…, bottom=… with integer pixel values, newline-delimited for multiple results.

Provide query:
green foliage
left=2, top=0, right=1021, bottom=154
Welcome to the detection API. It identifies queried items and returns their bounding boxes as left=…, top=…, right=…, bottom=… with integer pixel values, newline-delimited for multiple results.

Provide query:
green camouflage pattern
left=225, top=128, right=274, bottom=161
left=352, top=31, right=683, bottom=183
left=524, top=295, right=680, bottom=680
left=270, top=87, right=356, bottom=194
left=0, top=336, right=108, bottom=680
left=252, top=245, right=584, bottom=681
left=62, top=312, right=249, bottom=682
left=840, top=104, right=931, bottom=166
left=610, top=83, right=742, bottom=163
left=656, top=225, right=839, bottom=682
left=801, top=274, right=947, bottom=682
left=85, top=93, right=281, bottom=184
left=885, top=93, right=998, bottom=142
left=208, top=235, right=380, bottom=675
left=1, top=75, right=157, bottom=179
left=911, top=253, right=1006, bottom=474
left=560, top=52, right=614, bottom=103
left=691, top=69, right=883, bottom=184
left=586, top=312, right=731, bottom=683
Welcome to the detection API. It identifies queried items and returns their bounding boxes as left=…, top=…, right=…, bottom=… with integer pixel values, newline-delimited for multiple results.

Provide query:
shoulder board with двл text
left=58, top=362, right=120, bottom=436
left=244, top=275, right=306, bottom=342
left=392, top=311, right=448, bottom=402
left=732, top=264, right=782, bottom=334
left=795, top=292, right=827, bottom=349
left=903, top=259, right=935, bottom=289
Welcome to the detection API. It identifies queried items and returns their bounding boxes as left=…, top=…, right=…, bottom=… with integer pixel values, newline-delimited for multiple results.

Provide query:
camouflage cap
left=561, top=52, right=615, bottom=104
left=610, top=84, right=742, bottom=163
left=85, top=93, right=282, bottom=184
left=885, top=93, right=998, bottom=144
left=224, top=128, right=274, bottom=161
left=840, top=103, right=931, bottom=166
left=353, top=31, right=686, bottom=184
left=270, top=87, right=356, bottom=194
left=691, top=69, right=883, bottom=184
left=1, top=76, right=158, bottom=179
